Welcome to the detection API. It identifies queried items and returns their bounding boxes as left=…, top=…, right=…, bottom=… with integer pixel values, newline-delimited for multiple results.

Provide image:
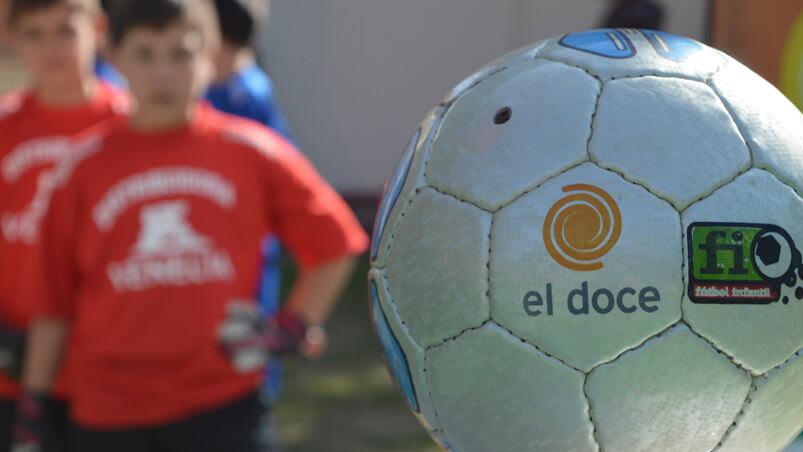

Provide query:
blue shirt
left=94, top=58, right=127, bottom=89
left=206, top=62, right=291, bottom=403
left=206, top=63, right=293, bottom=141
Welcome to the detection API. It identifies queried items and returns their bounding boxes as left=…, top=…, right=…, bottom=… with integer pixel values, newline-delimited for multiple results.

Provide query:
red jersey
left=0, top=83, right=126, bottom=399
left=29, top=105, right=367, bottom=428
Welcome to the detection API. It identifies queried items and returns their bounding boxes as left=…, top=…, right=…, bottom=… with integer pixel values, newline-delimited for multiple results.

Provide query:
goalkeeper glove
left=0, top=327, right=25, bottom=381
left=218, top=301, right=310, bottom=373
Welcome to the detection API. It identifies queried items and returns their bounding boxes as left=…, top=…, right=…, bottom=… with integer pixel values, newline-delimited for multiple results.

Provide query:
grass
left=275, top=257, right=440, bottom=452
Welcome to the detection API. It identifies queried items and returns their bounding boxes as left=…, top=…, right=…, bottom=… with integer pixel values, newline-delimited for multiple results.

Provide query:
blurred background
left=1, top=0, right=802, bottom=450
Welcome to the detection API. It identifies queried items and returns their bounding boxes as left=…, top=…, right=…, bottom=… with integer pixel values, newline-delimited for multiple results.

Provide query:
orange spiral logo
left=543, top=184, right=622, bottom=272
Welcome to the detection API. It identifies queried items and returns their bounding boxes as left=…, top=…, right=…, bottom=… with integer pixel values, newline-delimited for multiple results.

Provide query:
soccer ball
left=369, top=29, right=803, bottom=452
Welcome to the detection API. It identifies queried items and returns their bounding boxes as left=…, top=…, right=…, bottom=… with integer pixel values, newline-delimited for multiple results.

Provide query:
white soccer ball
left=369, top=29, right=803, bottom=452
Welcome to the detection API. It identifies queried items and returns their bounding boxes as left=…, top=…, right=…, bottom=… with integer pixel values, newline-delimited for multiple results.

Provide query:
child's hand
left=219, top=301, right=326, bottom=373
left=299, top=326, right=329, bottom=359
left=264, top=310, right=307, bottom=355
left=218, top=301, right=269, bottom=374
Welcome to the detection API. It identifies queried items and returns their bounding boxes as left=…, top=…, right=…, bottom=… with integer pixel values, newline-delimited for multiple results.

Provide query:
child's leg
left=72, top=423, right=154, bottom=452
left=0, top=398, right=12, bottom=452
left=161, top=391, right=278, bottom=452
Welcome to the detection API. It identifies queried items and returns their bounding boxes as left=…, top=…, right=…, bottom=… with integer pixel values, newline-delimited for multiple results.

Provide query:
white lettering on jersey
left=2, top=137, right=71, bottom=183
left=2, top=135, right=102, bottom=244
left=107, top=200, right=235, bottom=293
left=93, top=167, right=237, bottom=232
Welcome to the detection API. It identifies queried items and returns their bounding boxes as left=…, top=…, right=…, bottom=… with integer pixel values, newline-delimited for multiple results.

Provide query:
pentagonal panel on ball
left=426, top=59, right=598, bottom=211
left=682, top=169, right=803, bottom=374
left=586, top=325, right=751, bottom=452
left=491, top=163, right=682, bottom=372
left=590, top=76, right=750, bottom=211
left=427, top=323, right=595, bottom=452
left=385, top=187, right=491, bottom=348
left=538, top=28, right=726, bottom=81
left=710, top=56, right=803, bottom=197
left=717, top=352, right=803, bottom=452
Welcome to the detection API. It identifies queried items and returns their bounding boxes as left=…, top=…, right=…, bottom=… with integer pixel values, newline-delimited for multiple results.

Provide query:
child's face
left=10, top=3, right=100, bottom=89
left=111, top=22, right=214, bottom=123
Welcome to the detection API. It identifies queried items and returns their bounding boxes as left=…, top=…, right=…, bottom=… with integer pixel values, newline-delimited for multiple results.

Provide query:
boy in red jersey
left=0, top=0, right=123, bottom=451
left=15, top=0, right=367, bottom=450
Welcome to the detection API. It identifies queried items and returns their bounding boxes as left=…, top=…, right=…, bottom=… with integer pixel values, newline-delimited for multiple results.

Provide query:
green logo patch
left=687, top=222, right=803, bottom=304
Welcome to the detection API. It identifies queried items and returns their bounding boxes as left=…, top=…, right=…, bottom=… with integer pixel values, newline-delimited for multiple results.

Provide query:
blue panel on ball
left=559, top=29, right=636, bottom=59
left=370, top=279, right=419, bottom=412
left=370, top=128, right=421, bottom=261
left=640, top=30, right=704, bottom=61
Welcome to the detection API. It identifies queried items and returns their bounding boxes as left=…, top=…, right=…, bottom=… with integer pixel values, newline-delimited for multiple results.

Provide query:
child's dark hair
left=213, top=0, right=266, bottom=48
left=8, top=0, right=100, bottom=25
left=99, top=0, right=113, bottom=13
left=107, top=0, right=219, bottom=48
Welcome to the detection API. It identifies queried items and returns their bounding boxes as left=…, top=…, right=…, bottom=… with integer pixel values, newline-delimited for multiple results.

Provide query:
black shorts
left=73, top=391, right=277, bottom=452
left=0, top=396, right=74, bottom=452
left=0, top=399, right=11, bottom=452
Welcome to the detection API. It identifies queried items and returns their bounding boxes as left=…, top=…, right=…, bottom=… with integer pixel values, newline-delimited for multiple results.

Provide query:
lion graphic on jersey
left=133, top=200, right=212, bottom=256
left=107, top=199, right=235, bottom=293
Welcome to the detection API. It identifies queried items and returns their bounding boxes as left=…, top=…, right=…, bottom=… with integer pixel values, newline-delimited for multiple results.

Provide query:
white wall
left=259, top=0, right=707, bottom=194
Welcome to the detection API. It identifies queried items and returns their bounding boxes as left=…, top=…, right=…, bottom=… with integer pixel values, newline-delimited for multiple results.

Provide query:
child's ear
left=205, top=47, right=219, bottom=83
left=107, top=45, right=122, bottom=71
left=205, top=58, right=218, bottom=89
left=106, top=37, right=122, bottom=70
left=94, top=13, right=109, bottom=53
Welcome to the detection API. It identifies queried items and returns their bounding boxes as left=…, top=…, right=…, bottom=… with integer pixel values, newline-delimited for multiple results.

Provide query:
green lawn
left=276, top=257, right=440, bottom=452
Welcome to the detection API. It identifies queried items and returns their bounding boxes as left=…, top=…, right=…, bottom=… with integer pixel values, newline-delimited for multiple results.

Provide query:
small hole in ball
left=493, top=107, right=512, bottom=125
